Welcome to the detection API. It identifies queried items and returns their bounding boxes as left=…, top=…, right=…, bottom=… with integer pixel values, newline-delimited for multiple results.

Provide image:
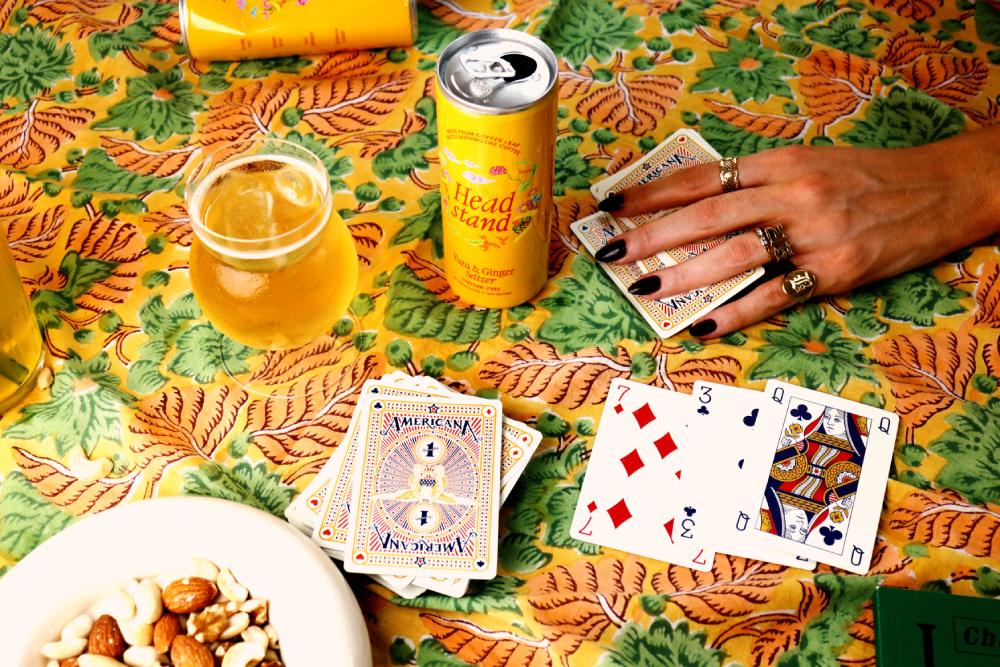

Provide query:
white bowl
left=0, top=496, right=371, bottom=666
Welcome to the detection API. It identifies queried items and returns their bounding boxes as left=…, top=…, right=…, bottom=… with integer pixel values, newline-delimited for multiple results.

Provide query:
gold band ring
left=755, top=224, right=794, bottom=263
left=782, top=268, right=817, bottom=301
left=719, top=157, right=740, bottom=193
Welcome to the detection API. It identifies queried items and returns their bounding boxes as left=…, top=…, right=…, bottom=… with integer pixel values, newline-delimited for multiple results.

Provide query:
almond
left=153, top=613, right=181, bottom=654
left=88, top=614, right=126, bottom=658
left=170, top=635, right=214, bottom=667
left=162, top=577, right=218, bottom=614
left=59, top=660, right=80, bottom=667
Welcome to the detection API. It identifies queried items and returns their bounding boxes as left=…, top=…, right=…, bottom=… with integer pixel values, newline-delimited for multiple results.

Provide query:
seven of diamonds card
left=344, top=396, right=502, bottom=578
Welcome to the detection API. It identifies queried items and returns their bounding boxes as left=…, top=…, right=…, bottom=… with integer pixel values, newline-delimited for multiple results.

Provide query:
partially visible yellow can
left=436, top=29, right=558, bottom=308
left=179, top=0, right=416, bottom=61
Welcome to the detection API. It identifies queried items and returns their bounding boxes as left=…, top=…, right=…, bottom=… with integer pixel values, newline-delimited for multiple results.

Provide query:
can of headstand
left=179, top=0, right=417, bottom=61
left=435, top=29, right=557, bottom=308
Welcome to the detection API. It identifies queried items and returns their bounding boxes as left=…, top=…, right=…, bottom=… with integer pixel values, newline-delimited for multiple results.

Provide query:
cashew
left=79, top=656, right=128, bottom=667
left=46, top=661, right=58, bottom=667
left=40, top=637, right=86, bottom=660
left=240, top=599, right=268, bottom=625
left=91, top=590, right=136, bottom=622
left=127, top=579, right=162, bottom=625
left=122, top=646, right=161, bottom=667
left=61, top=613, right=94, bottom=640
left=221, top=641, right=265, bottom=667
left=216, top=568, right=248, bottom=603
left=119, top=617, right=153, bottom=647
left=263, top=624, right=279, bottom=649
left=241, top=626, right=268, bottom=650
left=192, top=557, right=220, bottom=581
left=67, top=449, right=112, bottom=482
left=219, top=612, right=250, bottom=640
left=36, top=366, right=53, bottom=390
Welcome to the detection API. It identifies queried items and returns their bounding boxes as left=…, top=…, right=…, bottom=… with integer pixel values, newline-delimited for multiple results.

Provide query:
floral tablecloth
left=2, top=0, right=1000, bottom=664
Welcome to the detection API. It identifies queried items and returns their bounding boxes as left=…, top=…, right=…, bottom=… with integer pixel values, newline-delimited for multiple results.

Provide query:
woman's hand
left=593, top=127, right=1000, bottom=339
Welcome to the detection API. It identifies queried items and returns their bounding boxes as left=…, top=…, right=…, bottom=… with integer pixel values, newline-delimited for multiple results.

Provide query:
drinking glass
left=0, top=234, right=43, bottom=413
left=186, top=139, right=359, bottom=350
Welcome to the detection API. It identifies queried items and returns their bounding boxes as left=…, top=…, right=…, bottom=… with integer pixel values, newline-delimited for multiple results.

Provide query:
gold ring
left=782, top=268, right=817, bottom=301
left=719, top=157, right=740, bottom=193
left=755, top=224, right=794, bottom=263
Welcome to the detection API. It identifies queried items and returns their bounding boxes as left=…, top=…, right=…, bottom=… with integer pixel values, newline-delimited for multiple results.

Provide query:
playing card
left=371, top=574, right=425, bottom=599
left=344, top=394, right=503, bottom=578
left=683, top=382, right=815, bottom=569
left=591, top=129, right=721, bottom=202
left=570, top=379, right=715, bottom=571
left=741, top=381, right=899, bottom=574
left=572, top=212, right=760, bottom=338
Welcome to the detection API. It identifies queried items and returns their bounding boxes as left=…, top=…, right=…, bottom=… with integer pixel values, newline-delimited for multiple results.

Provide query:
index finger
left=600, top=146, right=796, bottom=218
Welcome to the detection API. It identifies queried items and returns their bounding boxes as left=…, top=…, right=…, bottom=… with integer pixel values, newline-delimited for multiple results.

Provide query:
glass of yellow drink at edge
left=187, top=138, right=359, bottom=351
left=0, top=234, right=44, bottom=413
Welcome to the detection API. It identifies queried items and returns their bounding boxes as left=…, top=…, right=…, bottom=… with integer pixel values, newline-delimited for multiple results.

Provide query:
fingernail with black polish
left=595, top=239, right=626, bottom=263
left=597, top=192, right=624, bottom=213
left=689, top=319, right=717, bottom=338
left=628, top=275, right=661, bottom=296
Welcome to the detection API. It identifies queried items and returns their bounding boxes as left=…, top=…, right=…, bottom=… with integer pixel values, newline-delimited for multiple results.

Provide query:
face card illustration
left=748, top=381, right=899, bottom=574
left=683, top=382, right=815, bottom=569
left=344, top=395, right=502, bottom=579
left=570, top=378, right=715, bottom=571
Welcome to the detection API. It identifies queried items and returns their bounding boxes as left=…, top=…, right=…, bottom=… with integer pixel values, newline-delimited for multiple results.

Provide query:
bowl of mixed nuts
left=0, top=497, right=371, bottom=667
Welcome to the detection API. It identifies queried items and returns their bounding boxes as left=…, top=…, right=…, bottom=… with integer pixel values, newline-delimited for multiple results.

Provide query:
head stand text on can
left=436, top=29, right=558, bottom=309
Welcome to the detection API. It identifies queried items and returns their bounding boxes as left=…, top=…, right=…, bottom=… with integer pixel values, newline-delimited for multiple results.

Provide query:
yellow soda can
left=436, top=29, right=558, bottom=308
left=179, top=0, right=416, bottom=60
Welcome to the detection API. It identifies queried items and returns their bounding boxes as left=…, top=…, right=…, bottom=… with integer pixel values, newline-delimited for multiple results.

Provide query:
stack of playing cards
left=570, top=378, right=899, bottom=575
left=285, top=372, right=541, bottom=598
left=572, top=129, right=764, bottom=338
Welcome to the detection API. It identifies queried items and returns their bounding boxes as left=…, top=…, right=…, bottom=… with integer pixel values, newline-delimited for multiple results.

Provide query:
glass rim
left=186, top=137, right=332, bottom=249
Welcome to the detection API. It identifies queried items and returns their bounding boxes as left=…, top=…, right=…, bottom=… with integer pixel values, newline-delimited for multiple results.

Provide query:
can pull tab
left=459, top=54, right=516, bottom=79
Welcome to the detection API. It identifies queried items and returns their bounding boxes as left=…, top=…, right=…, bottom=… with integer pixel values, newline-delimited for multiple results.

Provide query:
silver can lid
left=436, top=29, right=557, bottom=115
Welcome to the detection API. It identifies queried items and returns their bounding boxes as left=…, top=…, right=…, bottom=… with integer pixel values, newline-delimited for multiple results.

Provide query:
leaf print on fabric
left=420, top=0, right=509, bottom=31
left=797, top=49, right=883, bottom=132
left=182, top=460, right=295, bottom=518
left=167, top=323, right=258, bottom=383
left=479, top=342, right=633, bottom=408
left=537, top=255, right=655, bottom=354
left=704, top=100, right=807, bottom=139
left=712, top=580, right=828, bottom=667
left=126, top=292, right=201, bottom=394
left=298, top=69, right=415, bottom=136
left=541, top=0, right=642, bottom=68
left=86, top=1, right=176, bottom=60
left=691, top=35, right=795, bottom=104
left=698, top=112, right=801, bottom=156
left=526, top=558, right=646, bottom=658
left=866, top=268, right=967, bottom=326
left=651, top=557, right=788, bottom=624
left=659, top=0, right=715, bottom=33
left=776, top=574, right=878, bottom=667
left=881, top=31, right=951, bottom=67
left=414, top=5, right=466, bottom=54
left=928, top=398, right=1000, bottom=504
left=141, top=204, right=191, bottom=247
left=391, top=190, right=444, bottom=259
left=888, top=487, right=1000, bottom=557
left=840, top=86, right=966, bottom=148
left=392, top=577, right=525, bottom=614
left=661, top=356, right=743, bottom=392
left=249, top=335, right=344, bottom=385
left=805, top=11, right=883, bottom=58
left=871, top=0, right=942, bottom=21
left=895, top=55, right=989, bottom=106
left=748, top=304, right=876, bottom=391
left=574, top=70, right=681, bottom=137
left=385, top=265, right=501, bottom=343
left=872, top=331, right=977, bottom=433
left=554, top=136, right=603, bottom=196
left=0, top=471, right=74, bottom=562
left=12, top=446, right=136, bottom=516
left=129, top=385, right=249, bottom=495
left=3, top=203, right=63, bottom=265
left=198, top=80, right=292, bottom=148
left=93, top=67, right=206, bottom=143
left=0, top=25, right=73, bottom=102
left=975, top=260, right=1000, bottom=327
left=72, top=148, right=178, bottom=194
left=371, top=97, right=437, bottom=180
left=4, top=351, right=135, bottom=456
left=600, top=619, right=725, bottom=667
left=244, top=355, right=381, bottom=465
left=419, top=613, right=553, bottom=667
left=100, top=137, right=196, bottom=178
left=0, top=103, right=95, bottom=169
left=401, top=250, right=460, bottom=305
